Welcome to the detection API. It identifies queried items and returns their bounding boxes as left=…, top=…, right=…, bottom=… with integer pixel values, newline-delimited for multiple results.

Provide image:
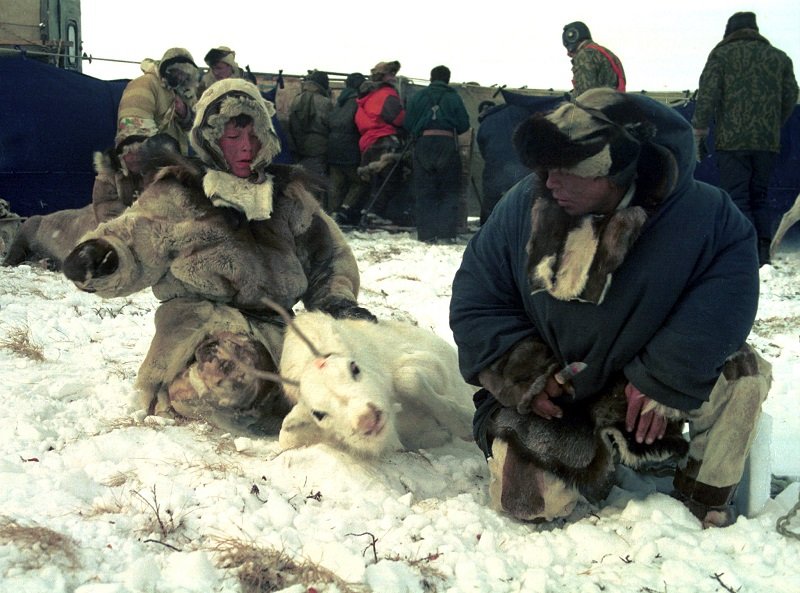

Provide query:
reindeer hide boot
left=488, top=438, right=582, bottom=522
left=136, top=298, right=291, bottom=436
left=671, top=344, right=772, bottom=528
left=168, top=330, right=290, bottom=435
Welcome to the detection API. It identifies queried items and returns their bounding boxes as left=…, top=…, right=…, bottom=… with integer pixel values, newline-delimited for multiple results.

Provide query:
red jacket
left=355, top=83, right=405, bottom=152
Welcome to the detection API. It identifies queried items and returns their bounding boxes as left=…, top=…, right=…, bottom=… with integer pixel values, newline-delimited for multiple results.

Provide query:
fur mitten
left=477, top=336, right=560, bottom=413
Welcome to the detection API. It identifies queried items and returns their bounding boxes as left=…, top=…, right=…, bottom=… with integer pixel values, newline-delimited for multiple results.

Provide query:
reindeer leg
left=770, top=192, right=800, bottom=259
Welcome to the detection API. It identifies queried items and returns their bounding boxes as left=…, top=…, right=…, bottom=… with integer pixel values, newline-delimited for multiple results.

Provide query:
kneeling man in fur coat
left=64, top=79, right=374, bottom=435
left=449, top=88, right=772, bottom=528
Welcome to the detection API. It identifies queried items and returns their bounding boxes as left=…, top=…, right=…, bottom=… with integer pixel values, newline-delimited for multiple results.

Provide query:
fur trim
left=93, top=150, right=117, bottom=177
left=526, top=193, right=648, bottom=304
left=191, top=78, right=281, bottom=174
left=203, top=170, right=274, bottom=220
left=478, top=336, right=560, bottom=413
left=357, top=152, right=401, bottom=180
left=513, top=88, right=654, bottom=183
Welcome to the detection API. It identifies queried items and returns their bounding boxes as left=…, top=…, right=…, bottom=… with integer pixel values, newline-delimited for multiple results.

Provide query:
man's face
left=211, top=61, right=234, bottom=80
left=545, top=169, right=622, bottom=216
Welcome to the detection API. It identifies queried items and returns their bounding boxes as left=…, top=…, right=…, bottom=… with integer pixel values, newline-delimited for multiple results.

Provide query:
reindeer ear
left=278, top=402, right=323, bottom=450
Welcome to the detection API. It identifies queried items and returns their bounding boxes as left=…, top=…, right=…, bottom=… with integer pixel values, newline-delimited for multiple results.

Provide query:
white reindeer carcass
left=277, top=311, right=476, bottom=457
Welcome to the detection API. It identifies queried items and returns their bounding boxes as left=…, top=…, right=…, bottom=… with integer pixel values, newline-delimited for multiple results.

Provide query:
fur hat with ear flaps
left=513, top=87, right=657, bottom=186
left=515, top=88, right=678, bottom=305
left=204, top=46, right=238, bottom=68
left=191, top=78, right=282, bottom=219
left=370, top=60, right=401, bottom=81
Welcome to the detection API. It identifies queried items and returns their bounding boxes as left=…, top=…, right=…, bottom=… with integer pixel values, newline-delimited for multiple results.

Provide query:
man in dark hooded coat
left=450, top=88, right=771, bottom=528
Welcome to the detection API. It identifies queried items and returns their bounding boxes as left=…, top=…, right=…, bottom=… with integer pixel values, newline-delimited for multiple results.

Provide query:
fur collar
left=203, top=170, right=274, bottom=220
left=525, top=142, right=677, bottom=304
left=526, top=191, right=648, bottom=304
left=718, top=29, right=770, bottom=48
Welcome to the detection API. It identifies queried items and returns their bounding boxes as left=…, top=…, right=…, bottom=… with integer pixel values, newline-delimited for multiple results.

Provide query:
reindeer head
left=277, top=311, right=404, bottom=457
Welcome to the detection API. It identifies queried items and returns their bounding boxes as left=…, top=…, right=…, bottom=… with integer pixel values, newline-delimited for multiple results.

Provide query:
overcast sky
left=80, top=0, right=799, bottom=92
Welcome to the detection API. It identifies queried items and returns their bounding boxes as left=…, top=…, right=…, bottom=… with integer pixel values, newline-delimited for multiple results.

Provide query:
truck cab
left=0, top=0, right=82, bottom=71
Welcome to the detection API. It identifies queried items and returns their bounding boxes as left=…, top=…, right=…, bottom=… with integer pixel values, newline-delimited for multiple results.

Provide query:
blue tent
left=0, top=54, right=126, bottom=217
left=0, top=54, right=293, bottom=218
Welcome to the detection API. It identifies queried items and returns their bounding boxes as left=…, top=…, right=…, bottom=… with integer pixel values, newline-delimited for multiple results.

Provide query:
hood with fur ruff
left=191, top=78, right=282, bottom=175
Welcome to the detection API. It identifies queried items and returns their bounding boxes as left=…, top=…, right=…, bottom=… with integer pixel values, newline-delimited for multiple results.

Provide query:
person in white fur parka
left=63, top=78, right=374, bottom=435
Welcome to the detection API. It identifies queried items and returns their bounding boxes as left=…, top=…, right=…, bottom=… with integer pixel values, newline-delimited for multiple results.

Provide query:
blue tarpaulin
left=0, top=54, right=126, bottom=217
left=0, top=54, right=292, bottom=217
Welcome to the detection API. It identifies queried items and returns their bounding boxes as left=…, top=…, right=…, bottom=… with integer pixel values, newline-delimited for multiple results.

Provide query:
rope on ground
left=776, top=487, right=800, bottom=539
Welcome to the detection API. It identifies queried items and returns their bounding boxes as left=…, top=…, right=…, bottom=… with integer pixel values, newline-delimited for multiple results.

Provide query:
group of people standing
left=106, top=48, right=473, bottom=244
left=287, top=60, right=471, bottom=243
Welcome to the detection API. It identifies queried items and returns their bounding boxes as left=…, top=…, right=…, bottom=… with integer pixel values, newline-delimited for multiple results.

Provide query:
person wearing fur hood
left=63, top=78, right=374, bottom=436
left=450, top=88, right=772, bottom=527
left=197, top=46, right=257, bottom=97
left=116, top=47, right=200, bottom=155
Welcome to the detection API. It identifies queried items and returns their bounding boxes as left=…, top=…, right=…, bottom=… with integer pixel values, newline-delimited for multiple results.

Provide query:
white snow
left=1, top=229, right=798, bottom=593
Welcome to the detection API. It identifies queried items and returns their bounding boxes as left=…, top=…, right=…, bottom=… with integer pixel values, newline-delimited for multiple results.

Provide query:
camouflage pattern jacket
left=571, top=41, right=625, bottom=97
left=693, top=29, right=798, bottom=152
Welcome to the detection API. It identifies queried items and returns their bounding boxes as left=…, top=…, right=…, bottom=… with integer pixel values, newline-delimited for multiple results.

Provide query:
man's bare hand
left=624, top=382, right=667, bottom=444
left=519, top=375, right=564, bottom=419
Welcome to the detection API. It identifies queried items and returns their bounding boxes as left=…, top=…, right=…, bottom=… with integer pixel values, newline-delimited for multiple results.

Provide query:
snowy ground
left=0, top=229, right=798, bottom=593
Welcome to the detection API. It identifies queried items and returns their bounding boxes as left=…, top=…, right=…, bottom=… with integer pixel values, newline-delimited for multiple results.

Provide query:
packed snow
left=1, top=229, right=798, bottom=593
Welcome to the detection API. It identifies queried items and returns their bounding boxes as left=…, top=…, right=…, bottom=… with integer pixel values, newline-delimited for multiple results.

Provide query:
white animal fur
left=770, top=191, right=800, bottom=259
left=277, top=311, right=476, bottom=457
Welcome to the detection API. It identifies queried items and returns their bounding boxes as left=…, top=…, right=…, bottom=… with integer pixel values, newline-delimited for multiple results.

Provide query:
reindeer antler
left=213, top=344, right=299, bottom=388
left=259, top=296, right=323, bottom=358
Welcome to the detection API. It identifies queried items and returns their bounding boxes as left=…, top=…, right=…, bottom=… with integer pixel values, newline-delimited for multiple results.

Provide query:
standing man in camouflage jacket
left=693, top=12, right=798, bottom=266
left=562, top=21, right=626, bottom=97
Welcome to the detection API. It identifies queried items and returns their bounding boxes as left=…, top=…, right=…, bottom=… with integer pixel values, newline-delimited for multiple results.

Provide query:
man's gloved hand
left=624, top=382, right=667, bottom=444
left=321, top=299, right=378, bottom=323
left=62, top=239, right=119, bottom=285
left=694, top=129, right=710, bottom=162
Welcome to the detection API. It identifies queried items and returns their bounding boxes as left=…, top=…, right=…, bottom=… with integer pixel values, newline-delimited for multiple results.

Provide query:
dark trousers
left=412, top=136, right=462, bottom=241
left=361, top=135, right=410, bottom=223
left=328, top=165, right=368, bottom=213
left=716, top=150, right=777, bottom=240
